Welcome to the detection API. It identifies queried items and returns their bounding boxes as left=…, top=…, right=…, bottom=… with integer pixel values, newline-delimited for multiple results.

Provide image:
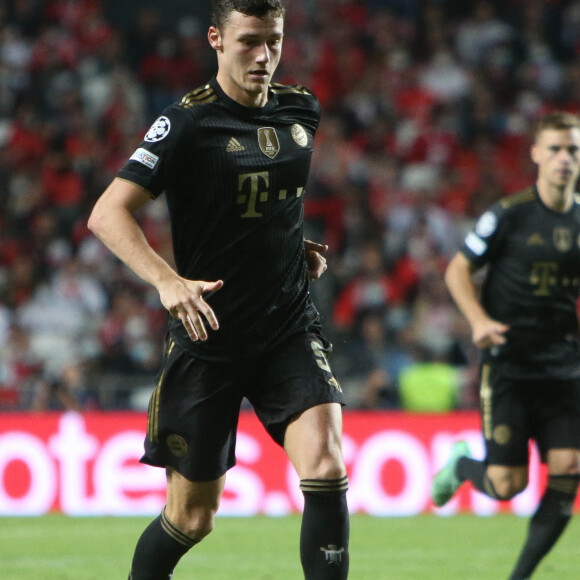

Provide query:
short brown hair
left=211, top=0, right=286, bottom=30
left=534, top=111, right=580, bottom=141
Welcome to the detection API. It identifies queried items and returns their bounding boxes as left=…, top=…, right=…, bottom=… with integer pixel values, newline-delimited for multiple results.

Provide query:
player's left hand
left=304, top=239, right=328, bottom=281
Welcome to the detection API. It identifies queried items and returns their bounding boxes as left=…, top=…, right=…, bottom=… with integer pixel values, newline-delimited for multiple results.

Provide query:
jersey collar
left=210, top=76, right=277, bottom=118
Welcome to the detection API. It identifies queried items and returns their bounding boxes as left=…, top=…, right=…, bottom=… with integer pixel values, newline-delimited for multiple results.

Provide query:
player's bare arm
left=304, top=239, right=328, bottom=281
left=87, top=178, right=223, bottom=342
left=445, top=252, right=509, bottom=349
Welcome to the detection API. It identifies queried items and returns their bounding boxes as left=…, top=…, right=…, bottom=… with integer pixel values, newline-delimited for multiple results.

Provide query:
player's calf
left=508, top=474, right=580, bottom=580
left=300, top=476, right=350, bottom=579
left=128, top=508, right=201, bottom=580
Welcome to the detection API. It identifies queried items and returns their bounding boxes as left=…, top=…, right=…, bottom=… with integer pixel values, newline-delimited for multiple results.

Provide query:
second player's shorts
left=479, top=361, right=580, bottom=466
left=141, top=329, right=345, bottom=481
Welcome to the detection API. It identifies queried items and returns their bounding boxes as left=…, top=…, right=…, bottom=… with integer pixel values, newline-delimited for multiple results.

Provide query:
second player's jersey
left=460, top=186, right=580, bottom=378
left=118, top=77, right=323, bottom=361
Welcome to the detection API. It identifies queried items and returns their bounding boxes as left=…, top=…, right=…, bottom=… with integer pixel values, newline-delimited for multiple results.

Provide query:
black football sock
left=128, top=507, right=199, bottom=580
left=456, top=456, right=504, bottom=499
left=508, top=474, right=579, bottom=580
left=300, top=476, right=350, bottom=580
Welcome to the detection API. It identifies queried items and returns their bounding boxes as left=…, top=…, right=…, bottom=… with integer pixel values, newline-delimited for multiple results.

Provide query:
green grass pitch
left=0, top=514, right=577, bottom=579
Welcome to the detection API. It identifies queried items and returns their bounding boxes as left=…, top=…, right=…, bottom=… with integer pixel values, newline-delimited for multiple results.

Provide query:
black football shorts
left=141, top=330, right=345, bottom=481
left=479, top=362, right=580, bottom=466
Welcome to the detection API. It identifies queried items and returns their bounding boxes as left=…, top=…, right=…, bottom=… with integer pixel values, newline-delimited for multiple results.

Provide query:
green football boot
left=431, top=440, right=470, bottom=507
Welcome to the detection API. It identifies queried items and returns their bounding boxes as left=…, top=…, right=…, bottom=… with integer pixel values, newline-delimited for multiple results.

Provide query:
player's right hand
left=472, top=318, right=509, bottom=349
left=160, top=278, right=224, bottom=342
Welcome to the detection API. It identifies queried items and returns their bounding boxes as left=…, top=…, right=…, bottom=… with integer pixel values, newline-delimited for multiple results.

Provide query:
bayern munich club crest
left=166, top=434, right=188, bottom=457
left=145, top=116, right=171, bottom=142
left=291, top=123, right=308, bottom=147
left=553, top=227, right=572, bottom=252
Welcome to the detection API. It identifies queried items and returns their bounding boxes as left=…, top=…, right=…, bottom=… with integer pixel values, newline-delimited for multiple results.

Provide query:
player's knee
left=547, top=449, right=580, bottom=474
left=489, top=475, right=527, bottom=500
left=493, top=484, right=521, bottom=501
left=558, top=457, right=580, bottom=475
left=171, top=506, right=218, bottom=541
left=303, top=447, right=346, bottom=480
left=558, top=465, right=580, bottom=477
left=319, top=457, right=346, bottom=480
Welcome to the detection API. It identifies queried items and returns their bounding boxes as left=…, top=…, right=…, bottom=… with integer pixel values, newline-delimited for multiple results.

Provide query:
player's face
left=531, top=128, right=580, bottom=190
left=209, top=10, right=284, bottom=108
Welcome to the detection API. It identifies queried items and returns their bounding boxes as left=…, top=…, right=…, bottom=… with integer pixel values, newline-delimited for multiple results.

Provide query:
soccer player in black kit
left=431, top=111, right=580, bottom=579
left=88, top=1, right=349, bottom=579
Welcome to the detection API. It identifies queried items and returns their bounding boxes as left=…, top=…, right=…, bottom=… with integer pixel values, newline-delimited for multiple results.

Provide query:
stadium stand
left=1, top=0, right=579, bottom=410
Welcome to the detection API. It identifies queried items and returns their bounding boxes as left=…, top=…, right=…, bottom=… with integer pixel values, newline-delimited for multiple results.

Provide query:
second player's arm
left=445, top=252, right=508, bottom=349
left=87, top=178, right=222, bottom=341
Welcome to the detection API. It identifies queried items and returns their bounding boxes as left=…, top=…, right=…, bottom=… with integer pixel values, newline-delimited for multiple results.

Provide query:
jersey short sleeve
left=117, top=105, right=193, bottom=198
left=460, top=201, right=507, bottom=268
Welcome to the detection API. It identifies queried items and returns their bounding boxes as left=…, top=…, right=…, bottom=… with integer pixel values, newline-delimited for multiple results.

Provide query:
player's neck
left=536, top=182, right=574, bottom=213
left=216, top=72, right=269, bottom=108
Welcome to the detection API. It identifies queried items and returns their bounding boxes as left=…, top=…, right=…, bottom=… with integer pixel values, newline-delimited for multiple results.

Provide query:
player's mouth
left=556, top=168, right=572, bottom=179
left=249, top=69, right=269, bottom=81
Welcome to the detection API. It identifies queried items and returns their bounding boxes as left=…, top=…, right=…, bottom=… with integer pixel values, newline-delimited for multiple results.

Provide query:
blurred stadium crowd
left=1, top=0, right=579, bottom=412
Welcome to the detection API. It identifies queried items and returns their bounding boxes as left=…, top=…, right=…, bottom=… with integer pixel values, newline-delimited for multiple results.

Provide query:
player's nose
left=255, top=43, right=271, bottom=63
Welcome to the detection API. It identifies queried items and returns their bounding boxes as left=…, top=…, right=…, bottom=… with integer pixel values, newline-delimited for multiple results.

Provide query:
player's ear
left=208, top=26, right=223, bottom=51
left=530, top=144, right=540, bottom=164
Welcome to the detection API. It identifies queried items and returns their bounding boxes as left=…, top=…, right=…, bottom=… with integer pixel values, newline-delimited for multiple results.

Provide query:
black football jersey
left=460, top=186, right=580, bottom=378
left=117, top=77, right=323, bottom=361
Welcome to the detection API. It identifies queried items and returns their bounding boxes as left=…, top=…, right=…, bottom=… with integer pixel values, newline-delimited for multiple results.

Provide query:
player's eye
left=239, top=37, right=259, bottom=47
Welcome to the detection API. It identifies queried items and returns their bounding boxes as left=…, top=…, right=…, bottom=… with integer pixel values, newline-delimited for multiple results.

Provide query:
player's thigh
left=284, top=402, right=345, bottom=480
left=534, top=378, right=580, bottom=462
left=247, top=330, right=344, bottom=449
left=480, top=363, right=529, bottom=466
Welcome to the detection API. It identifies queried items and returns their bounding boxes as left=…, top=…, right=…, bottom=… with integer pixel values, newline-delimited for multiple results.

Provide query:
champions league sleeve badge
left=475, top=211, right=498, bottom=238
left=145, top=116, right=171, bottom=142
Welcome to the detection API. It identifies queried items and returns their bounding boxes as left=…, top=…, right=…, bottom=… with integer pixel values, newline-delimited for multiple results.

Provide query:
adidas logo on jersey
left=526, top=233, right=544, bottom=245
left=226, top=137, right=245, bottom=152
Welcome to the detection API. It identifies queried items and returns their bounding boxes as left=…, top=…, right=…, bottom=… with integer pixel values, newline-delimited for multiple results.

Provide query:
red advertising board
left=0, top=411, right=576, bottom=516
